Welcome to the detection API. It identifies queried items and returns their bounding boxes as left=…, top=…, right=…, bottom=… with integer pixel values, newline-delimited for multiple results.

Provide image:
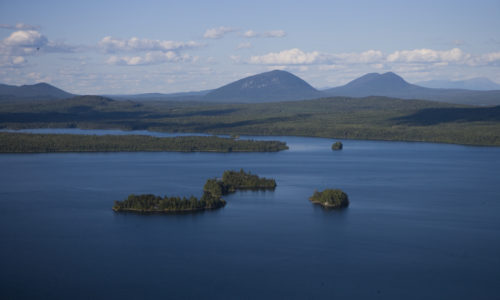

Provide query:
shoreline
left=1, top=127, right=498, bottom=148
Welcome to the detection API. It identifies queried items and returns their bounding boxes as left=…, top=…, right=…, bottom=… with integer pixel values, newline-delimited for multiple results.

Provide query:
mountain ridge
left=2, top=71, right=500, bottom=106
left=0, top=82, right=74, bottom=100
left=324, top=72, right=500, bottom=106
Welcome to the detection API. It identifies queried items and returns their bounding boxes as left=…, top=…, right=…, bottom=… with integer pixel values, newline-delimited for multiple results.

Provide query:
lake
left=1, top=129, right=499, bottom=299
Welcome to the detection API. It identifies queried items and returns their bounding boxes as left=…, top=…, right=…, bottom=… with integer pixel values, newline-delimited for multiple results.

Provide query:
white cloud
left=243, top=30, right=258, bottom=38
left=106, top=51, right=194, bottom=66
left=3, top=30, right=48, bottom=52
left=248, top=48, right=382, bottom=65
left=242, top=29, right=287, bottom=38
left=12, top=56, right=26, bottom=64
left=333, top=50, right=384, bottom=64
left=0, top=30, right=77, bottom=67
left=203, top=26, right=236, bottom=39
left=99, top=36, right=202, bottom=53
left=386, top=48, right=469, bottom=63
left=249, top=48, right=321, bottom=64
left=476, top=51, right=500, bottom=65
left=236, top=42, right=252, bottom=50
left=246, top=47, right=500, bottom=68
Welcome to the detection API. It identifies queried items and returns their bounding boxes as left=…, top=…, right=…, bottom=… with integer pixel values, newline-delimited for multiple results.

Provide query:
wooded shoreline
left=0, top=132, right=288, bottom=153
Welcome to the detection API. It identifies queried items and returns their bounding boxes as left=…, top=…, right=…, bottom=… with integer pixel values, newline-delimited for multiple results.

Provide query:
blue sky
left=1, top=0, right=499, bottom=94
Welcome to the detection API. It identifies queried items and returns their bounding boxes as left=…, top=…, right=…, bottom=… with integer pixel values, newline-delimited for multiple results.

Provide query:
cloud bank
left=0, top=29, right=77, bottom=67
left=203, top=27, right=236, bottom=39
left=247, top=47, right=500, bottom=67
left=99, top=36, right=203, bottom=53
left=106, top=51, right=195, bottom=66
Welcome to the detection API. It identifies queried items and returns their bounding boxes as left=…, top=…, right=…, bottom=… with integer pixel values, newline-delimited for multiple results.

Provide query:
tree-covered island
left=112, top=192, right=226, bottom=213
left=0, top=132, right=288, bottom=153
left=221, top=169, right=276, bottom=191
left=331, top=141, right=343, bottom=150
left=309, top=189, right=349, bottom=209
left=113, top=169, right=276, bottom=213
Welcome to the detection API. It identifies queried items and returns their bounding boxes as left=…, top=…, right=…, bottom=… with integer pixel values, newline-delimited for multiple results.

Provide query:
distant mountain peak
left=323, top=72, right=500, bottom=105
left=23, top=82, right=52, bottom=87
left=204, top=70, right=321, bottom=102
left=344, top=71, right=410, bottom=91
left=0, top=82, right=74, bottom=100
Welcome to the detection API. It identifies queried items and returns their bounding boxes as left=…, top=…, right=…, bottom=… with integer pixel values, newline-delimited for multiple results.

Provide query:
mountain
left=416, top=78, right=500, bottom=90
left=0, top=82, right=74, bottom=100
left=324, top=72, right=500, bottom=106
left=325, top=72, right=416, bottom=96
left=203, top=70, right=323, bottom=102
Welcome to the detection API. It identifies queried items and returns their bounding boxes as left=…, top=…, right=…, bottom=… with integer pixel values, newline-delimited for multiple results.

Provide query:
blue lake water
left=1, top=129, right=499, bottom=299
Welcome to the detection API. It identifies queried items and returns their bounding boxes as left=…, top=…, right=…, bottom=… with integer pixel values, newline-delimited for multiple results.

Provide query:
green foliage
left=1, top=95, right=499, bottom=146
left=309, top=189, right=349, bottom=209
left=0, top=132, right=288, bottom=153
left=203, top=178, right=226, bottom=198
left=113, top=169, right=276, bottom=213
left=331, top=141, right=343, bottom=150
left=112, top=193, right=226, bottom=212
left=222, top=169, right=276, bottom=190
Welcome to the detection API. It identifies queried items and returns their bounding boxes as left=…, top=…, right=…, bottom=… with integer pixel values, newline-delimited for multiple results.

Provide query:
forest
left=221, top=169, right=276, bottom=191
left=0, top=132, right=288, bottom=153
left=113, top=169, right=276, bottom=213
left=1, top=95, right=500, bottom=146
left=112, top=192, right=226, bottom=213
left=331, top=141, right=343, bottom=150
left=309, top=189, right=349, bottom=209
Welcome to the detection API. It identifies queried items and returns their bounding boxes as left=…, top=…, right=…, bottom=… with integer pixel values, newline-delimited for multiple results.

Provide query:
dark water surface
left=1, top=130, right=499, bottom=299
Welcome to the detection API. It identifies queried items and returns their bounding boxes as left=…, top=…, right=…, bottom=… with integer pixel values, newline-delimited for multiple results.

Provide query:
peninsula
left=0, top=132, right=288, bottom=153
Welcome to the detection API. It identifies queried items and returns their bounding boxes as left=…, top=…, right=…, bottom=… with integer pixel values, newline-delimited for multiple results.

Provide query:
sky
left=0, top=0, right=499, bottom=94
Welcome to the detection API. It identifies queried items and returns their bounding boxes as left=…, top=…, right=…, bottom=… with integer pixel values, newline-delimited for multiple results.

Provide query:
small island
left=113, top=169, right=276, bottom=213
left=309, top=189, right=349, bottom=209
left=331, top=141, right=343, bottom=151
left=221, top=169, right=276, bottom=191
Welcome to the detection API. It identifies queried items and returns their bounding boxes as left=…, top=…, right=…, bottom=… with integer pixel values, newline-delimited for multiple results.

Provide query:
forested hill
left=203, top=70, right=323, bottom=102
left=323, top=72, right=500, bottom=106
left=0, top=82, right=74, bottom=101
left=1, top=95, right=499, bottom=146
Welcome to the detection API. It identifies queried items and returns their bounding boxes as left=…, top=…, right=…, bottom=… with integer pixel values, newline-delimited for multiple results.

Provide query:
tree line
left=309, top=189, right=349, bottom=209
left=0, top=132, right=288, bottom=153
left=113, top=169, right=277, bottom=213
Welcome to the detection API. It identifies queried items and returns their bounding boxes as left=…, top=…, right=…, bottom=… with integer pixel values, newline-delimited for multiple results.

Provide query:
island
left=0, top=132, right=288, bottom=153
left=309, top=189, right=349, bottom=209
left=113, top=169, right=276, bottom=213
left=221, top=169, right=276, bottom=191
left=112, top=192, right=226, bottom=213
left=331, top=141, right=343, bottom=150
